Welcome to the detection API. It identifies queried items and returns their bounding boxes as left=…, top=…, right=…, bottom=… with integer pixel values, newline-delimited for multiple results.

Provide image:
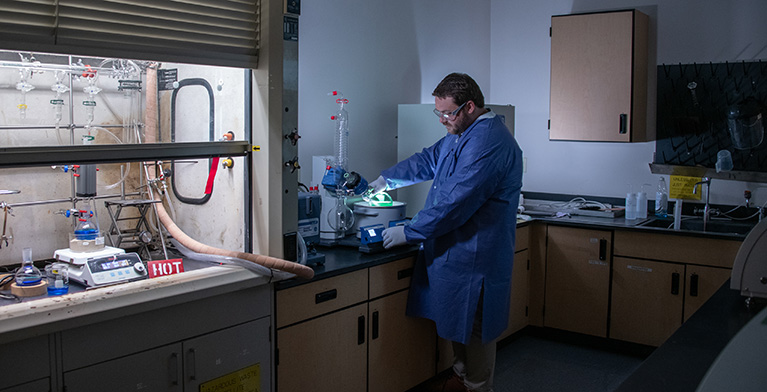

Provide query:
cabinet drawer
left=277, top=269, right=368, bottom=328
left=614, top=230, right=742, bottom=267
left=369, top=257, right=416, bottom=299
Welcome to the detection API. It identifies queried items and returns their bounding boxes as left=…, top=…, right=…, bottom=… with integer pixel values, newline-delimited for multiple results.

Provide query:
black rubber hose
left=170, top=78, right=215, bottom=205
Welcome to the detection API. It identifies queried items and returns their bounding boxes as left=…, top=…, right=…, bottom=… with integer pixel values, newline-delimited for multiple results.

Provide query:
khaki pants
left=451, top=292, right=497, bottom=392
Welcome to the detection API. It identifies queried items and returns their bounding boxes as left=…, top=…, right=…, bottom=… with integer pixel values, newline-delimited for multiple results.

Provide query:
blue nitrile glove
left=382, top=225, right=407, bottom=249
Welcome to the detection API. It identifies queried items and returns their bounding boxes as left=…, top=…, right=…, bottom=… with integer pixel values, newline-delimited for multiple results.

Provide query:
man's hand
left=382, top=225, right=407, bottom=249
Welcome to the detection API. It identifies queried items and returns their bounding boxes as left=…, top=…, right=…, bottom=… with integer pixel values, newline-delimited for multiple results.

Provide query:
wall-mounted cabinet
left=549, top=9, right=650, bottom=142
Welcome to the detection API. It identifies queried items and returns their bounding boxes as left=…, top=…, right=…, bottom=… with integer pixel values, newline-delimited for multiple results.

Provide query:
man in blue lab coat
left=369, top=73, right=523, bottom=392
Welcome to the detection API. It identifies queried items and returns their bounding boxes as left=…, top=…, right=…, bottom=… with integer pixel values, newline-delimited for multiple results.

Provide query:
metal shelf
left=649, top=163, right=767, bottom=183
left=0, top=141, right=251, bottom=168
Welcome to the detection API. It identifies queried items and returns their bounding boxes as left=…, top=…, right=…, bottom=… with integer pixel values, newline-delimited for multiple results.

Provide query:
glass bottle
left=15, top=247, right=42, bottom=286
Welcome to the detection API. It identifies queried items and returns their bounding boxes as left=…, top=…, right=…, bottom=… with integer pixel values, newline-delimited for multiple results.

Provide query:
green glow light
left=369, top=192, right=393, bottom=207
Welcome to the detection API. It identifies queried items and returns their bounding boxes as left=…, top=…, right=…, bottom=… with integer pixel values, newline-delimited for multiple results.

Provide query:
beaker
left=46, top=262, right=69, bottom=295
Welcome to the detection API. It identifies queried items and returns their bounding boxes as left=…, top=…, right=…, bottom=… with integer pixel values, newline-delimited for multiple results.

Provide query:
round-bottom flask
left=15, top=247, right=42, bottom=286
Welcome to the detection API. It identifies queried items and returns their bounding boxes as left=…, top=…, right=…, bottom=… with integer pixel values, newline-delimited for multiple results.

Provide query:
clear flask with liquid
left=15, top=247, right=42, bottom=286
left=74, top=203, right=99, bottom=240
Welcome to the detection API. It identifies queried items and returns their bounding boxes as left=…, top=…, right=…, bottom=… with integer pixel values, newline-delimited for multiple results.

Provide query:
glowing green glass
left=368, top=192, right=393, bottom=207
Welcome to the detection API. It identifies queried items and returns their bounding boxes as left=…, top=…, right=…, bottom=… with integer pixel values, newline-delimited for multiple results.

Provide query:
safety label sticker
left=199, top=363, right=260, bottom=392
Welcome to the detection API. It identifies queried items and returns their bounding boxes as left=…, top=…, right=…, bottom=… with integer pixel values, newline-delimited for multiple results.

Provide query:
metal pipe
left=0, top=123, right=141, bottom=131
left=0, top=60, right=117, bottom=75
left=5, top=192, right=141, bottom=209
left=692, top=177, right=712, bottom=231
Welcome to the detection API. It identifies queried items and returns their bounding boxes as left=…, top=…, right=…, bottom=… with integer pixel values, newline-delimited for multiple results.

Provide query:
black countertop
left=274, top=241, right=421, bottom=290
left=616, top=281, right=766, bottom=392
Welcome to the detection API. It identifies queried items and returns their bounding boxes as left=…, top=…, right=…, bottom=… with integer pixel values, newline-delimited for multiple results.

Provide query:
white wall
left=298, top=0, right=767, bottom=208
left=491, top=0, right=767, bottom=206
left=297, top=0, right=491, bottom=186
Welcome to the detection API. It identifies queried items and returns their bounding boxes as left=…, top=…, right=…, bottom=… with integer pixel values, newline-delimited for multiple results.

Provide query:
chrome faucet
left=692, top=177, right=711, bottom=231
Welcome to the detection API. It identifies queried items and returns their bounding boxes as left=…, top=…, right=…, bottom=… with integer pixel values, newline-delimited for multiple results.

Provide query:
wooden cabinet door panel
left=500, top=249, right=529, bottom=341
left=544, top=226, right=611, bottom=337
left=368, top=290, right=436, bottom=392
left=550, top=11, right=635, bottom=142
left=277, top=303, right=368, bottom=392
left=610, top=257, right=684, bottom=346
left=684, top=265, right=731, bottom=322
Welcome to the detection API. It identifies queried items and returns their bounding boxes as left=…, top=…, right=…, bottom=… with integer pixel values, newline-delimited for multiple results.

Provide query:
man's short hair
left=432, top=73, right=485, bottom=108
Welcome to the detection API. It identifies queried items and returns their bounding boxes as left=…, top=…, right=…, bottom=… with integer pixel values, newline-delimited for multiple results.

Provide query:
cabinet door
left=184, top=318, right=271, bottom=392
left=610, top=257, right=684, bottom=346
left=684, top=265, right=731, bottom=322
left=550, top=10, right=648, bottom=142
left=544, top=226, right=611, bottom=337
left=0, top=337, right=49, bottom=390
left=277, top=303, right=368, bottom=392
left=0, top=379, right=50, bottom=392
left=64, top=343, right=183, bottom=392
left=368, top=290, right=436, bottom=392
left=499, top=249, right=530, bottom=341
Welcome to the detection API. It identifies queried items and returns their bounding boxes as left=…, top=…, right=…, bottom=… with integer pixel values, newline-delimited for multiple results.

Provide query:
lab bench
left=0, top=211, right=753, bottom=392
left=0, top=259, right=275, bottom=392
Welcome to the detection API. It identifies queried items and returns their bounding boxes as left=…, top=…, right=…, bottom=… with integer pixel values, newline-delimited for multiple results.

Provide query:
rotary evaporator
left=308, top=91, right=407, bottom=255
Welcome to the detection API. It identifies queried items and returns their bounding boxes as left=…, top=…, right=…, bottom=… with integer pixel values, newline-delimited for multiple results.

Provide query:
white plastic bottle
left=636, top=189, right=648, bottom=219
left=655, top=177, right=669, bottom=218
left=625, top=191, right=637, bottom=220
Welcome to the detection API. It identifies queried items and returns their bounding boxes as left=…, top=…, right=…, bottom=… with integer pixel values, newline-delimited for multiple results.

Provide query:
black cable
left=170, top=78, right=216, bottom=205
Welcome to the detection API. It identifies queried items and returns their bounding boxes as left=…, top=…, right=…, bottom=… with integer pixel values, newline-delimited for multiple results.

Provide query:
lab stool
left=104, top=199, right=160, bottom=260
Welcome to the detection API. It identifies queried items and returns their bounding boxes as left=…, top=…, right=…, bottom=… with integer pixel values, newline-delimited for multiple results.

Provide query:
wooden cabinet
left=544, top=226, right=612, bottom=337
left=368, top=290, right=435, bottom=392
left=610, top=257, right=685, bottom=347
left=276, top=256, right=435, bottom=392
left=549, top=9, right=650, bottom=142
left=611, top=231, right=741, bottom=346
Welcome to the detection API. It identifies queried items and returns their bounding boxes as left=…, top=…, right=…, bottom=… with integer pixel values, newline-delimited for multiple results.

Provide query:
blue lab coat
left=381, top=111, right=522, bottom=345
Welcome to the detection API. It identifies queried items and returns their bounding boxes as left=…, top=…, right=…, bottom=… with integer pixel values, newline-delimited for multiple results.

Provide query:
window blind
left=0, top=0, right=260, bottom=69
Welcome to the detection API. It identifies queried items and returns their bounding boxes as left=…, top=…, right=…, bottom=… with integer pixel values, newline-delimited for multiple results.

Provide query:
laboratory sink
left=638, top=217, right=757, bottom=235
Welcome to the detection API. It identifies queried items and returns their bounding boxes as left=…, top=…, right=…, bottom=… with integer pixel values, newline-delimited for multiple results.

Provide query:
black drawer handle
left=599, top=239, right=607, bottom=261
left=671, top=272, right=680, bottom=295
left=187, top=348, right=196, bottom=381
left=619, top=113, right=628, bottom=134
left=315, top=289, right=337, bottom=304
left=169, top=352, right=179, bottom=386
left=357, top=315, right=365, bottom=345
left=397, top=268, right=413, bottom=280
left=372, top=311, right=379, bottom=340
left=690, top=273, right=699, bottom=297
